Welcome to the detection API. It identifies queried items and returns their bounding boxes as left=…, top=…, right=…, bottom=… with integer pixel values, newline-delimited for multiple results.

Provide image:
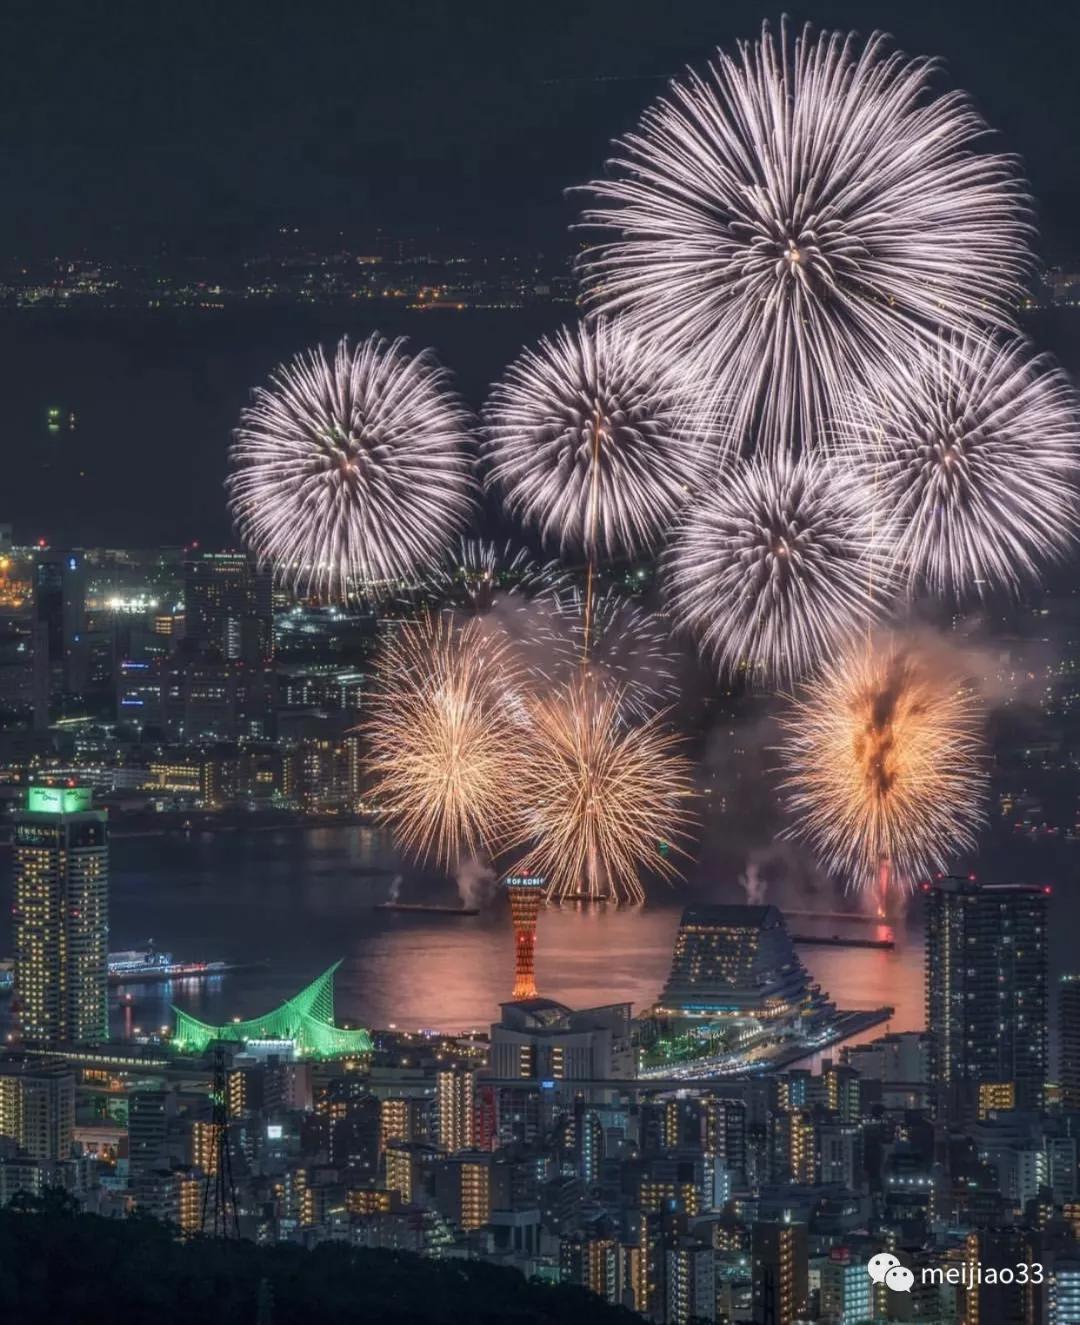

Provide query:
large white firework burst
left=665, top=451, right=889, bottom=685
left=778, top=636, right=986, bottom=894
left=483, top=318, right=708, bottom=560
left=578, top=20, right=1031, bottom=453
left=228, top=334, right=476, bottom=600
left=839, top=331, right=1080, bottom=600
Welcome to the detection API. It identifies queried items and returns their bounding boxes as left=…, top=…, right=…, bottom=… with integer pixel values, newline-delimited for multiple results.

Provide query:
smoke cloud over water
left=738, top=861, right=766, bottom=905
left=454, top=856, right=498, bottom=910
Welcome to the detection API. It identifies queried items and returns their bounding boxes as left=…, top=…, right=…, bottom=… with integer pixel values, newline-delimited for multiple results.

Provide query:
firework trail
left=578, top=19, right=1030, bottom=453
left=665, top=451, right=890, bottom=685
left=364, top=613, right=525, bottom=870
left=512, top=669, right=696, bottom=904
left=838, top=331, right=1080, bottom=601
left=778, top=636, right=986, bottom=896
left=228, top=334, right=476, bottom=600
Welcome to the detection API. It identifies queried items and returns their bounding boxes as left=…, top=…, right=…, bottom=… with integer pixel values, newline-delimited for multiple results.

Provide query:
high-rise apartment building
left=925, top=878, right=1048, bottom=1119
left=436, top=1067, right=475, bottom=1155
left=751, top=1219, right=808, bottom=1325
left=34, top=548, right=86, bottom=694
left=560, top=1236, right=623, bottom=1306
left=183, top=551, right=272, bottom=661
left=384, top=1142, right=435, bottom=1204
left=128, top=1090, right=170, bottom=1178
left=13, top=785, right=109, bottom=1044
left=665, top=1243, right=716, bottom=1325
left=0, top=1054, right=75, bottom=1160
left=1060, top=975, right=1080, bottom=1111
left=1051, top=1259, right=1080, bottom=1325
left=379, top=1097, right=412, bottom=1156
left=458, top=1154, right=491, bottom=1230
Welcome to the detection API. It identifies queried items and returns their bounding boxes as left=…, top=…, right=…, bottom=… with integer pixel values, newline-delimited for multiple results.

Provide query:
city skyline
left=4, top=5, right=1080, bottom=1321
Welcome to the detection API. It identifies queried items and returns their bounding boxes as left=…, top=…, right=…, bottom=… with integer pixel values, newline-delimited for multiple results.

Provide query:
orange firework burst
left=512, top=670, right=696, bottom=904
left=778, top=637, right=986, bottom=893
left=364, top=613, right=524, bottom=869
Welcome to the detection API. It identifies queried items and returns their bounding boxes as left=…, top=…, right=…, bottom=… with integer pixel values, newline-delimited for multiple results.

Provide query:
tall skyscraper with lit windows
left=0, top=1055, right=75, bottom=1160
left=34, top=548, right=86, bottom=695
left=925, top=877, right=1048, bottom=1120
left=435, top=1067, right=475, bottom=1154
left=183, top=550, right=273, bottom=661
left=1060, top=976, right=1080, bottom=1110
left=12, top=786, right=109, bottom=1044
left=751, top=1219, right=808, bottom=1325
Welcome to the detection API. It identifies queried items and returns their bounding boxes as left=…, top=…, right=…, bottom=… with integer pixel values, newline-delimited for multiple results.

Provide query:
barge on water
left=374, top=902, right=479, bottom=917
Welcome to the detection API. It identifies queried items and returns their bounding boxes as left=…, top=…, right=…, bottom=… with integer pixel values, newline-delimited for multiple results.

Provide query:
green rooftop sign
left=27, top=786, right=92, bottom=814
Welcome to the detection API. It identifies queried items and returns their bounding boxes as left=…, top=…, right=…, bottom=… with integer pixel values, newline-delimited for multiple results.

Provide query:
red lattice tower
left=505, top=875, right=545, bottom=1000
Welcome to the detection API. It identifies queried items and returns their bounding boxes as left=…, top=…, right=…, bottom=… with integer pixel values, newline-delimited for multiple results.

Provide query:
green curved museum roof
left=171, top=960, right=373, bottom=1059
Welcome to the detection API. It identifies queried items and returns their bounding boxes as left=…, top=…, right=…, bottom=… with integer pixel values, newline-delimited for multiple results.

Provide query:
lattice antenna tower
left=201, top=1043, right=240, bottom=1238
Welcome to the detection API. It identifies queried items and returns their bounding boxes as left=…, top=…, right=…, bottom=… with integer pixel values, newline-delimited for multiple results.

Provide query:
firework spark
left=483, top=318, right=708, bottom=560
left=665, top=452, right=889, bottom=684
left=512, top=671, right=695, bottom=904
left=578, top=20, right=1030, bottom=452
left=228, top=334, right=476, bottom=600
left=364, top=613, right=524, bottom=870
left=532, top=581, right=676, bottom=717
left=839, top=331, right=1080, bottom=600
left=423, top=538, right=564, bottom=612
left=778, top=637, right=986, bottom=893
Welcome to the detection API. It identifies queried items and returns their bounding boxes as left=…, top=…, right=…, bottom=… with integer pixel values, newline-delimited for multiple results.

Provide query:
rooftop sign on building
left=27, top=785, right=92, bottom=814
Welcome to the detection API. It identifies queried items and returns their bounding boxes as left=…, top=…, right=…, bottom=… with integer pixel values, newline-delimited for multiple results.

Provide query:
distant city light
left=106, top=594, right=159, bottom=612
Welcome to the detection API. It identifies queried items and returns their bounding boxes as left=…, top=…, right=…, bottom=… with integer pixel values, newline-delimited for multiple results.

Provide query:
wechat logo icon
left=868, top=1253, right=914, bottom=1292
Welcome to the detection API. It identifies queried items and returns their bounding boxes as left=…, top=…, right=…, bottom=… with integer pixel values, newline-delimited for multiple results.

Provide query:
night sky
left=4, top=1, right=1080, bottom=547
left=3, top=0, right=1080, bottom=259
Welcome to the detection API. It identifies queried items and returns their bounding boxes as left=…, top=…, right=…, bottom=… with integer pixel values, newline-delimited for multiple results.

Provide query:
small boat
left=107, top=944, right=265, bottom=984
